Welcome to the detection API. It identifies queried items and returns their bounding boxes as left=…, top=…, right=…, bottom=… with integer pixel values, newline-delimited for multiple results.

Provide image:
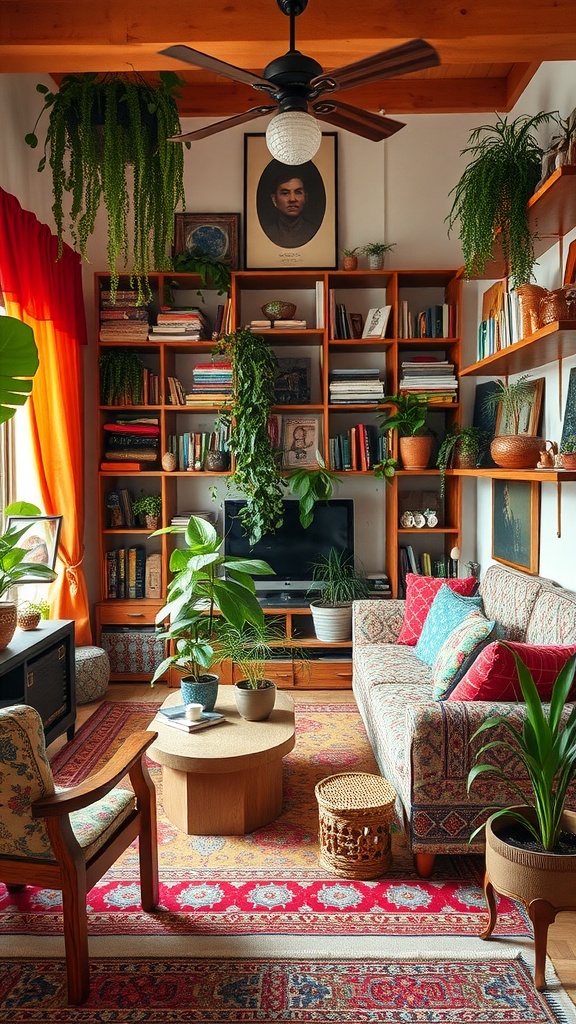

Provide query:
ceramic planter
left=234, top=679, right=277, bottom=721
left=0, top=602, right=17, bottom=650
left=180, top=674, right=219, bottom=713
left=310, top=601, right=353, bottom=642
left=490, top=434, right=542, bottom=469
left=482, top=807, right=576, bottom=990
left=399, top=435, right=433, bottom=471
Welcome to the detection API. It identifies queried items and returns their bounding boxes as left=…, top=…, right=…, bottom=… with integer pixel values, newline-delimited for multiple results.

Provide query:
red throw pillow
left=447, top=641, right=576, bottom=702
left=397, top=574, right=478, bottom=646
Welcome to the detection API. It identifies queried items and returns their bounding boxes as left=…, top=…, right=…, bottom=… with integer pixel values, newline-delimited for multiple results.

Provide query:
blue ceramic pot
left=180, top=674, right=219, bottom=712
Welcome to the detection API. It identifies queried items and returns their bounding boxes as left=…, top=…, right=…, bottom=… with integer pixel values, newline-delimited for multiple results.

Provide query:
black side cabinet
left=0, top=620, right=76, bottom=745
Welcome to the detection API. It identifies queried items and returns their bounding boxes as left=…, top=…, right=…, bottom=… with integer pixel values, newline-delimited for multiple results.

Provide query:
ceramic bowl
left=261, top=300, right=297, bottom=322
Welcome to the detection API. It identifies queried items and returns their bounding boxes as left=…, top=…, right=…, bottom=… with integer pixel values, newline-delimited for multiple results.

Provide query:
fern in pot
left=308, top=549, right=369, bottom=643
left=215, top=618, right=290, bottom=722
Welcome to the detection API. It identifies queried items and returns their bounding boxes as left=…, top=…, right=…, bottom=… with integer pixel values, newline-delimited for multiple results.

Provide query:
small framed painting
left=362, top=306, right=392, bottom=338
left=281, top=416, right=321, bottom=469
left=174, top=213, right=240, bottom=269
left=5, top=514, right=62, bottom=581
left=492, top=480, right=540, bottom=574
left=244, top=132, right=338, bottom=270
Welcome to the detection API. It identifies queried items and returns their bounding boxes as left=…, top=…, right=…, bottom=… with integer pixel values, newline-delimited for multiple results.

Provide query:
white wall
left=2, top=63, right=575, bottom=599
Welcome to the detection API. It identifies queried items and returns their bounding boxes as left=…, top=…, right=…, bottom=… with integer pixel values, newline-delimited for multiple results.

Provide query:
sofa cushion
left=415, top=585, right=484, bottom=667
left=525, top=587, right=576, bottom=645
left=397, top=574, right=478, bottom=646
left=431, top=612, right=496, bottom=699
left=353, top=644, right=432, bottom=690
left=447, top=640, right=576, bottom=702
left=479, top=565, right=542, bottom=641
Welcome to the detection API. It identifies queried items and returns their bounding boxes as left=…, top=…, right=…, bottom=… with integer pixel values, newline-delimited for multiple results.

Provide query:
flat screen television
left=223, top=499, right=354, bottom=599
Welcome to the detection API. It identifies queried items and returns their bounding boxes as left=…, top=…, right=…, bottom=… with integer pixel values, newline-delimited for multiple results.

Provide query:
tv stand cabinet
left=0, top=621, right=76, bottom=745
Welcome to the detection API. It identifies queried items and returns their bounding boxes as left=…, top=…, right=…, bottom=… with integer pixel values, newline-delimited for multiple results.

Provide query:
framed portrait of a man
left=244, top=133, right=337, bottom=270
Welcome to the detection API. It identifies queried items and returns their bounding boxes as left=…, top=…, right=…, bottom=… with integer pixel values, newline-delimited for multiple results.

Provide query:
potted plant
left=467, top=645, right=576, bottom=991
left=150, top=514, right=272, bottom=711
left=0, top=502, right=57, bottom=649
left=218, top=328, right=285, bottom=544
left=436, top=425, right=490, bottom=496
left=215, top=618, right=289, bottom=721
left=362, top=241, right=396, bottom=270
left=25, top=71, right=186, bottom=304
left=372, top=455, right=398, bottom=484
left=378, top=392, right=432, bottom=470
left=482, top=373, right=542, bottom=468
left=16, top=598, right=50, bottom=630
left=308, top=548, right=370, bottom=642
left=172, top=250, right=231, bottom=298
left=99, top=348, right=144, bottom=406
left=133, top=493, right=162, bottom=530
left=287, top=453, right=341, bottom=528
left=446, top=112, right=557, bottom=287
left=560, top=436, right=576, bottom=470
left=341, top=247, right=360, bottom=271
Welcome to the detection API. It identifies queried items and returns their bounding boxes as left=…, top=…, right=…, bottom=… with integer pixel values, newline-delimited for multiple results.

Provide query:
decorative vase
left=17, top=607, right=41, bottom=630
left=161, top=451, right=177, bottom=472
left=399, top=435, right=433, bottom=471
left=515, top=284, right=547, bottom=338
left=0, top=602, right=17, bottom=650
left=180, top=674, right=219, bottom=713
left=482, top=808, right=576, bottom=991
left=204, top=449, right=231, bottom=473
left=310, top=601, right=353, bottom=642
left=341, top=255, right=358, bottom=271
left=367, top=253, right=384, bottom=270
left=234, top=680, right=277, bottom=722
left=490, top=434, right=542, bottom=469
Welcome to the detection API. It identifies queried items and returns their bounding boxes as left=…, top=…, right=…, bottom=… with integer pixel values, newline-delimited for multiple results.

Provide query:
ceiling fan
left=160, top=0, right=440, bottom=163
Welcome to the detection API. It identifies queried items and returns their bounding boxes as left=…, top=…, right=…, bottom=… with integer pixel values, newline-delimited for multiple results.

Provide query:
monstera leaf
left=0, top=315, right=38, bottom=424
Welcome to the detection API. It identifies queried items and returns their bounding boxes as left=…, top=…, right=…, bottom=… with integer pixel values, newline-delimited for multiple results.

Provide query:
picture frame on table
left=244, top=132, right=337, bottom=270
left=5, top=514, right=62, bottom=581
left=281, top=416, right=321, bottom=469
left=494, top=376, right=544, bottom=436
left=362, top=306, right=392, bottom=339
left=173, top=213, right=240, bottom=270
left=492, top=480, right=540, bottom=575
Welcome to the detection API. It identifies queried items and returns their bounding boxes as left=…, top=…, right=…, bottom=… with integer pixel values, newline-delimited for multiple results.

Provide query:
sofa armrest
left=353, top=599, right=406, bottom=645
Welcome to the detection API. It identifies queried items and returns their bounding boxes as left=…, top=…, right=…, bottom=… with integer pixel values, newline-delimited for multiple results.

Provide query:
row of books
left=329, top=368, right=385, bottom=404
left=328, top=293, right=392, bottom=341
left=166, top=428, right=230, bottom=472
left=105, top=488, right=136, bottom=528
left=477, top=281, right=522, bottom=361
left=148, top=306, right=211, bottom=342
left=329, top=424, right=387, bottom=471
left=398, top=545, right=458, bottom=596
left=103, top=418, right=160, bottom=463
left=397, top=301, right=457, bottom=339
left=399, top=358, right=458, bottom=402
left=105, top=545, right=154, bottom=599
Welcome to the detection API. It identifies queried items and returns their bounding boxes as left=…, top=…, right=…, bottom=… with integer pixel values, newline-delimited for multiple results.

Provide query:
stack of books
left=155, top=705, right=225, bottom=733
left=100, top=289, right=150, bottom=341
left=186, top=361, right=233, bottom=404
left=170, top=510, right=217, bottom=529
left=148, top=306, right=210, bottom=341
left=329, top=368, right=385, bottom=404
left=102, top=417, right=160, bottom=464
left=249, top=318, right=307, bottom=330
left=399, top=358, right=458, bottom=403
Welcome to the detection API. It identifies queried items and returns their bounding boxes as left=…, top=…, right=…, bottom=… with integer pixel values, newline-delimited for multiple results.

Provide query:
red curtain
left=0, top=188, right=92, bottom=644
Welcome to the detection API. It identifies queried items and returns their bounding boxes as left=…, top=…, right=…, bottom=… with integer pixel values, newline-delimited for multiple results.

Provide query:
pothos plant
left=172, top=250, right=231, bottom=299
left=25, top=71, right=187, bottom=304
left=287, top=454, right=341, bottom=528
left=99, top=348, right=144, bottom=405
left=217, top=328, right=285, bottom=545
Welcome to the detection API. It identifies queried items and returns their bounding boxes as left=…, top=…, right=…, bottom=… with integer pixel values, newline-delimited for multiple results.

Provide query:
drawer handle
left=27, top=671, right=34, bottom=688
left=58, top=644, right=65, bottom=660
left=336, top=671, right=352, bottom=677
left=127, top=612, right=145, bottom=617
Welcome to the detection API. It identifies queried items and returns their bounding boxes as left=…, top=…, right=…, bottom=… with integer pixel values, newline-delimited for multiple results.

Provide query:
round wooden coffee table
left=147, top=686, right=295, bottom=835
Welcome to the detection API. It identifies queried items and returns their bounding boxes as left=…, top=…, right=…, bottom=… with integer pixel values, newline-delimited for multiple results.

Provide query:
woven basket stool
left=315, top=771, right=396, bottom=880
left=75, top=646, right=110, bottom=705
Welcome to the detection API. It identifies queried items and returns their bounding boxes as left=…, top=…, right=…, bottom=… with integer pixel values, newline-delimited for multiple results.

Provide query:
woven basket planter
left=490, top=434, right=542, bottom=469
left=0, top=602, right=17, bottom=650
left=315, top=771, right=396, bottom=879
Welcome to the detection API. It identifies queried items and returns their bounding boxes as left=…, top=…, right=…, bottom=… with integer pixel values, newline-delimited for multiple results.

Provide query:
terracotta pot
left=399, top=435, right=433, bottom=471
left=490, top=434, right=542, bottom=469
left=560, top=452, right=576, bottom=469
left=341, top=255, right=358, bottom=271
left=234, top=679, right=276, bottom=722
left=0, top=602, right=17, bottom=650
left=145, top=514, right=159, bottom=530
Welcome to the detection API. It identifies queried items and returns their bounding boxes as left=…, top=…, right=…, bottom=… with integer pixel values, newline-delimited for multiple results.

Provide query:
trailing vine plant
left=218, top=328, right=285, bottom=545
left=26, top=71, right=187, bottom=304
left=446, top=112, right=557, bottom=287
left=99, top=348, right=144, bottom=405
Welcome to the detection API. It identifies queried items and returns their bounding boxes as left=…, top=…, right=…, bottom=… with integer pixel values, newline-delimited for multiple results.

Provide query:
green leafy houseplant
left=0, top=316, right=39, bottom=425
left=99, top=348, right=144, bottom=405
left=218, top=328, right=285, bottom=545
left=482, top=373, right=536, bottom=435
left=309, top=549, right=370, bottom=606
left=287, top=454, right=341, bottom=528
left=0, top=502, right=58, bottom=598
left=378, top=393, right=429, bottom=436
left=447, top=112, right=557, bottom=287
left=150, top=515, right=272, bottom=685
left=172, top=251, right=231, bottom=297
left=561, top=436, right=576, bottom=454
left=132, top=493, right=162, bottom=523
left=436, top=425, right=490, bottom=496
left=468, top=646, right=576, bottom=851
left=215, top=617, right=289, bottom=690
left=372, top=455, right=398, bottom=484
left=26, top=72, right=186, bottom=304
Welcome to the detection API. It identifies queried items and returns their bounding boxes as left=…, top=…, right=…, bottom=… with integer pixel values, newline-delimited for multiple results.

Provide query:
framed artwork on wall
left=5, top=514, right=62, bottom=581
left=244, top=132, right=338, bottom=270
left=281, top=416, right=321, bottom=469
left=491, top=480, right=540, bottom=574
left=173, top=213, right=240, bottom=269
left=560, top=366, right=576, bottom=450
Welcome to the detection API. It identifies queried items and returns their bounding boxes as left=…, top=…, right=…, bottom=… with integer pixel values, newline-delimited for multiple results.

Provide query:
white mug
left=184, top=702, right=203, bottom=721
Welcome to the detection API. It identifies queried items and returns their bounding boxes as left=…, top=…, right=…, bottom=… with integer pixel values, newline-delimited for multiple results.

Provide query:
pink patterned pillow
left=447, top=641, right=576, bottom=702
left=397, top=574, right=478, bottom=646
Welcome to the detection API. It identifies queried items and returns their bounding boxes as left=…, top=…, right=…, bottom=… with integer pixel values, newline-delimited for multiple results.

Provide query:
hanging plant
left=218, top=328, right=285, bottom=545
left=25, top=71, right=187, bottom=304
left=446, top=112, right=557, bottom=287
left=99, top=348, right=144, bottom=405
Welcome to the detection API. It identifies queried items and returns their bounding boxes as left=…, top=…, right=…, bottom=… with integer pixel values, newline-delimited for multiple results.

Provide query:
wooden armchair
left=0, top=704, right=159, bottom=1004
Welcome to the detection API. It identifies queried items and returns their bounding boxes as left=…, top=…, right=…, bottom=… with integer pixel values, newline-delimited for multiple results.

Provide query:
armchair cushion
left=447, top=640, right=576, bottom=702
left=66, top=788, right=135, bottom=858
left=0, top=705, right=56, bottom=860
left=397, top=575, right=478, bottom=646
left=415, top=585, right=484, bottom=666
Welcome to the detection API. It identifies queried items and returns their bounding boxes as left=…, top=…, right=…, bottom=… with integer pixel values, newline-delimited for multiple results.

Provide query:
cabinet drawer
left=98, top=602, right=161, bottom=626
left=295, top=659, right=352, bottom=688
left=231, top=660, right=294, bottom=687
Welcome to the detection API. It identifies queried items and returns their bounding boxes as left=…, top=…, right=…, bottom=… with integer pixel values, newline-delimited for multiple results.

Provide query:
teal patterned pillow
left=415, top=585, right=484, bottom=667
left=432, top=612, right=495, bottom=700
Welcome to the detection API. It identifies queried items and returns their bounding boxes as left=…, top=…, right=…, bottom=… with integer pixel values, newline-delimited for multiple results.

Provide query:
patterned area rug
left=0, top=954, right=569, bottom=1022
left=0, top=700, right=530, bottom=938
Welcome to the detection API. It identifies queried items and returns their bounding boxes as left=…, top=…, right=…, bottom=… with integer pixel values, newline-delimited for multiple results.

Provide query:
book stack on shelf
left=105, top=544, right=147, bottom=599
left=148, top=306, right=210, bottom=342
left=212, top=300, right=233, bottom=340
left=102, top=418, right=160, bottom=466
left=329, top=368, right=385, bottom=404
left=398, top=301, right=456, bottom=339
left=249, top=318, right=307, bottom=330
left=99, top=289, right=150, bottom=341
left=105, top=488, right=136, bottom=528
left=186, top=361, right=233, bottom=405
left=170, top=509, right=217, bottom=528
left=166, top=421, right=230, bottom=472
left=399, top=358, right=457, bottom=403
left=329, top=423, right=386, bottom=471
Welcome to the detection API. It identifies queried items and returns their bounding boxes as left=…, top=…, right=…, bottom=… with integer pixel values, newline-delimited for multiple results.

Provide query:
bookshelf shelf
left=461, top=321, right=576, bottom=377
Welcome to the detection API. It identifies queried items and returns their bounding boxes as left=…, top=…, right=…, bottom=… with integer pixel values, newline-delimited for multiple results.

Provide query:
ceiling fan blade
left=160, top=45, right=276, bottom=93
left=312, top=100, right=405, bottom=141
left=311, top=39, right=440, bottom=95
left=169, top=106, right=276, bottom=143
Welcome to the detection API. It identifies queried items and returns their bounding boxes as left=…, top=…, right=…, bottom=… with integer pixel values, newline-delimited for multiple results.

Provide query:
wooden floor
left=49, top=682, right=576, bottom=1002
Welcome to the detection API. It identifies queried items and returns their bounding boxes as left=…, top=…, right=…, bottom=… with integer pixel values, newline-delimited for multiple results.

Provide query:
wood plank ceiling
left=1, top=0, right=576, bottom=116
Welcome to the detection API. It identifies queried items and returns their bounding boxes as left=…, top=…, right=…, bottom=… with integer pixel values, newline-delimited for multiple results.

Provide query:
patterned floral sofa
left=352, top=564, right=576, bottom=876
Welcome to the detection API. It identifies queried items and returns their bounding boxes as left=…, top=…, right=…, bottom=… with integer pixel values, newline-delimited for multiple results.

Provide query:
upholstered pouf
left=315, top=772, right=396, bottom=880
left=75, top=646, right=110, bottom=705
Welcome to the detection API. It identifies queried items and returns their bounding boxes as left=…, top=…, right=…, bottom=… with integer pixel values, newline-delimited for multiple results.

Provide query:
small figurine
left=537, top=440, right=558, bottom=468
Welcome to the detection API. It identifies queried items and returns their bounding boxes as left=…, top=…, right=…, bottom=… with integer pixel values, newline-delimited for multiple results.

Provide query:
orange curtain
left=0, top=189, right=92, bottom=644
